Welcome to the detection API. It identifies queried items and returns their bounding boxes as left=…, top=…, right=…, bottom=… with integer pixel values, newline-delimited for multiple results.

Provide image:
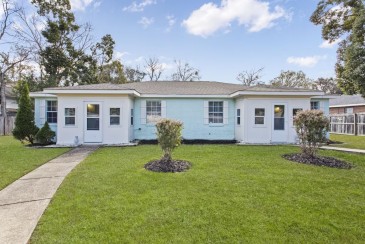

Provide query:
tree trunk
left=0, top=72, right=7, bottom=119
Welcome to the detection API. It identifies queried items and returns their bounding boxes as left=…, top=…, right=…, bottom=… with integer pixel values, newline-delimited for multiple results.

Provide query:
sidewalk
left=320, top=146, right=365, bottom=154
left=0, top=146, right=98, bottom=244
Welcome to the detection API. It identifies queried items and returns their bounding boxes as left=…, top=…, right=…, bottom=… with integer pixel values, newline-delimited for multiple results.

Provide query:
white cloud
left=123, top=0, right=156, bottom=12
left=70, top=0, right=94, bottom=11
left=165, top=15, right=176, bottom=32
left=114, top=51, right=129, bottom=60
left=93, top=1, right=101, bottom=8
left=287, top=55, right=326, bottom=67
left=319, top=39, right=341, bottom=49
left=139, top=16, right=154, bottom=28
left=182, top=0, right=287, bottom=37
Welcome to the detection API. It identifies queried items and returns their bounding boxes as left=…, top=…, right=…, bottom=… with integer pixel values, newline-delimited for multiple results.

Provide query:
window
left=310, top=101, right=319, bottom=110
left=146, top=101, right=161, bottom=123
left=47, top=101, right=57, bottom=123
left=236, top=109, right=241, bottom=125
left=274, top=105, right=285, bottom=130
left=345, top=107, right=353, bottom=114
left=292, top=108, right=303, bottom=124
left=110, top=108, right=120, bottom=125
left=131, top=109, right=134, bottom=125
left=209, top=101, right=223, bottom=124
left=65, top=108, right=75, bottom=126
left=87, top=104, right=100, bottom=131
left=255, top=108, right=265, bottom=125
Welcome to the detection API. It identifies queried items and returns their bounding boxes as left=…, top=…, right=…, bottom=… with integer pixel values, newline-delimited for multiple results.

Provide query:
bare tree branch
left=236, top=67, right=264, bottom=86
left=144, top=57, right=164, bottom=81
left=171, top=60, right=201, bottom=81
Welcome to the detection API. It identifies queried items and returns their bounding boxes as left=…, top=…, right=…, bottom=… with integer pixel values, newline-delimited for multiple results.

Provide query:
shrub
left=294, top=110, right=330, bottom=156
left=156, top=118, right=183, bottom=161
left=36, top=122, right=56, bottom=145
left=13, top=80, right=39, bottom=144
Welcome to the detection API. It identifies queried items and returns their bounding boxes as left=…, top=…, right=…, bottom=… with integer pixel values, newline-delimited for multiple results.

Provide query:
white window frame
left=46, top=100, right=57, bottom=124
left=131, top=108, right=134, bottom=126
left=236, top=108, right=241, bottom=125
left=146, top=100, right=162, bottom=124
left=64, top=108, right=76, bottom=126
left=209, top=101, right=224, bottom=124
left=110, top=107, right=121, bottom=126
left=254, top=108, right=265, bottom=125
left=310, top=101, right=319, bottom=110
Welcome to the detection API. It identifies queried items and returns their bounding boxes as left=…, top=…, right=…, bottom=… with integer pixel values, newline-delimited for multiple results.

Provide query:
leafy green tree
left=313, top=77, right=343, bottom=94
left=98, top=60, right=127, bottom=84
left=270, top=70, right=314, bottom=89
left=156, top=119, right=183, bottom=161
left=294, top=110, right=330, bottom=157
left=13, top=80, right=38, bottom=144
left=125, top=65, right=146, bottom=82
left=35, top=121, right=55, bottom=145
left=311, top=0, right=365, bottom=97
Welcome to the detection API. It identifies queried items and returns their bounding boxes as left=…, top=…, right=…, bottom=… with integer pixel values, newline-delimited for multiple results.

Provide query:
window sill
left=64, top=125, right=77, bottom=128
left=109, top=125, right=121, bottom=128
left=209, top=123, right=224, bottom=127
left=253, top=125, right=266, bottom=128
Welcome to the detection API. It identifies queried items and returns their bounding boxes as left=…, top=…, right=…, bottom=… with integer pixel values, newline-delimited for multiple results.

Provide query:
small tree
left=35, top=121, right=55, bottom=145
left=294, top=110, right=330, bottom=156
left=12, top=80, right=38, bottom=144
left=156, top=119, right=183, bottom=161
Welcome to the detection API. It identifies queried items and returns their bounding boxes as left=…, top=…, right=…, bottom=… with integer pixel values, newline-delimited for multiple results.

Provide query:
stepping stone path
left=0, top=146, right=98, bottom=244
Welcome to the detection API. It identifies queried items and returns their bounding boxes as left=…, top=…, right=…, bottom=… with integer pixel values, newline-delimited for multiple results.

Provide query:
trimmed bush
left=294, top=110, right=330, bottom=156
left=156, top=118, right=183, bottom=161
left=13, top=80, right=39, bottom=144
left=36, top=122, right=56, bottom=145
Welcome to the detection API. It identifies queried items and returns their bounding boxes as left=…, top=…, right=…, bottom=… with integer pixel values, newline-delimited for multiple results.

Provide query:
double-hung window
left=310, top=101, right=319, bottom=110
left=131, top=109, right=134, bottom=126
left=110, top=108, right=120, bottom=126
left=209, top=101, right=223, bottom=124
left=47, top=101, right=57, bottom=123
left=65, top=108, right=75, bottom=126
left=146, top=101, right=161, bottom=123
left=255, top=108, right=265, bottom=125
left=236, top=109, right=241, bottom=125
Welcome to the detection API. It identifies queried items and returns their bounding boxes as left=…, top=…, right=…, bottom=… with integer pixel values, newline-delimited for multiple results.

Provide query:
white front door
left=271, top=104, right=288, bottom=143
left=84, top=102, right=102, bottom=143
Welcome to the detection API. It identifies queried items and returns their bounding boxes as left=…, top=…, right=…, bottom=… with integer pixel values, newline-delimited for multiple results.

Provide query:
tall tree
left=0, top=0, right=29, bottom=118
left=270, top=70, right=314, bottom=89
left=171, top=60, right=201, bottom=81
left=144, top=57, right=164, bottom=81
left=236, top=67, right=264, bottom=86
left=98, top=60, right=127, bottom=84
left=125, top=65, right=146, bottom=82
left=313, top=77, right=343, bottom=94
left=311, top=0, right=365, bottom=97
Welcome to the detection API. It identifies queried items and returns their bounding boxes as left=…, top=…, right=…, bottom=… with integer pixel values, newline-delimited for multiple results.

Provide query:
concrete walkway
left=320, top=146, right=365, bottom=154
left=0, top=146, right=98, bottom=244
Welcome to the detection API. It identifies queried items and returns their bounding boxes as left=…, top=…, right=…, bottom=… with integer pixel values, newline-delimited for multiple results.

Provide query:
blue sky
left=28, top=0, right=339, bottom=84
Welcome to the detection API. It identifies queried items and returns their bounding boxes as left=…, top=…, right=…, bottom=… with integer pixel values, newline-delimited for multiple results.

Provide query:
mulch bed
left=145, top=158, right=191, bottom=173
left=282, top=153, right=352, bottom=169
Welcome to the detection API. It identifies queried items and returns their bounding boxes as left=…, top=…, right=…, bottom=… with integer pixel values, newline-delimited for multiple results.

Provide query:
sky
left=18, top=0, right=338, bottom=84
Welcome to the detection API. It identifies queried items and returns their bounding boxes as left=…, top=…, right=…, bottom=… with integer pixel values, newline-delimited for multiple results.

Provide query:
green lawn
left=31, top=145, right=365, bottom=243
left=330, top=133, right=365, bottom=150
left=0, top=136, right=70, bottom=190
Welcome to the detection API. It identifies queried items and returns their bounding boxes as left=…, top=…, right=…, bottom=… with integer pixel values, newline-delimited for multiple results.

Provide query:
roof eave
left=42, top=89, right=141, bottom=97
left=230, top=91, right=324, bottom=97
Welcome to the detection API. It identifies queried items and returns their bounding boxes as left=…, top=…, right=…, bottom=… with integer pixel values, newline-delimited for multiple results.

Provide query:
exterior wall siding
left=330, top=105, right=365, bottom=114
left=134, top=98, right=235, bottom=140
left=34, top=97, right=58, bottom=133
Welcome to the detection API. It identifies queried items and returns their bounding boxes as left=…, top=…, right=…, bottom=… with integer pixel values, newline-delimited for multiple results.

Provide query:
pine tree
left=13, top=80, right=39, bottom=144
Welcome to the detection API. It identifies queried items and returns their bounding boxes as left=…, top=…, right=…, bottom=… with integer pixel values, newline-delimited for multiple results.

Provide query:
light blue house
left=30, top=81, right=330, bottom=145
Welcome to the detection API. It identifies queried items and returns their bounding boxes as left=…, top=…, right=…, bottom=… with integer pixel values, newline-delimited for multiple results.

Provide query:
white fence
left=330, top=113, right=365, bottom=136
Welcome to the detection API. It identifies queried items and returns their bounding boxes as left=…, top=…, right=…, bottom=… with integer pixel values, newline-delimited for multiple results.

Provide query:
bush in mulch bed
left=144, top=158, right=191, bottom=173
left=282, top=153, right=353, bottom=169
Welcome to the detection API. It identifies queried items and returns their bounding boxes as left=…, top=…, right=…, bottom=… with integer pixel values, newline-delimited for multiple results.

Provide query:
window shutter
left=223, top=101, right=228, bottom=124
left=39, top=100, right=46, bottom=125
left=161, top=100, right=167, bottom=118
left=204, top=101, right=209, bottom=124
left=140, top=100, right=146, bottom=124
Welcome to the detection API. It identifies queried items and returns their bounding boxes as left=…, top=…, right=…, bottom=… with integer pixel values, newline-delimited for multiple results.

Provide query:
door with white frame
left=84, top=102, right=102, bottom=143
left=271, top=103, right=288, bottom=143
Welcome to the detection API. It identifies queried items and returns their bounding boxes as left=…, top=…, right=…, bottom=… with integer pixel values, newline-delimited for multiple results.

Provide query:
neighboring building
left=30, top=81, right=330, bottom=145
left=0, top=87, right=18, bottom=116
left=330, top=94, right=365, bottom=114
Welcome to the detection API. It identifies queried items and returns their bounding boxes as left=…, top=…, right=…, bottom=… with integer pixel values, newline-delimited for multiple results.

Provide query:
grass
left=31, top=145, right=365, bottom=243
left=330, top=133, right=365, bottom=150
left=0, top=136, right=70, bottom=190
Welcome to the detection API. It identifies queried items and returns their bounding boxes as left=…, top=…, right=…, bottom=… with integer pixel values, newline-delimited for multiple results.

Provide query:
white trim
left=140, top=94, right=230, bottom=98
left=43, top=89, right=140, bottom=96
left=330, top=103, right=365, bottom=108
left=30, top=93, right=57, bottom=98
left=230, top=91, right=323, bottom=97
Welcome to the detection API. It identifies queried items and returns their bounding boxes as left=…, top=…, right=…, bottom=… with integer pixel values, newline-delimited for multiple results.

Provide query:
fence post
left=354, top=113, right=358, bottom=136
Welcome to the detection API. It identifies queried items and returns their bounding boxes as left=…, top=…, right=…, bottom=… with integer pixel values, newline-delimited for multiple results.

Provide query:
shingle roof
left=46, top=81, right=320, bottom=95
left=330, top=94, right=365, bottom=107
